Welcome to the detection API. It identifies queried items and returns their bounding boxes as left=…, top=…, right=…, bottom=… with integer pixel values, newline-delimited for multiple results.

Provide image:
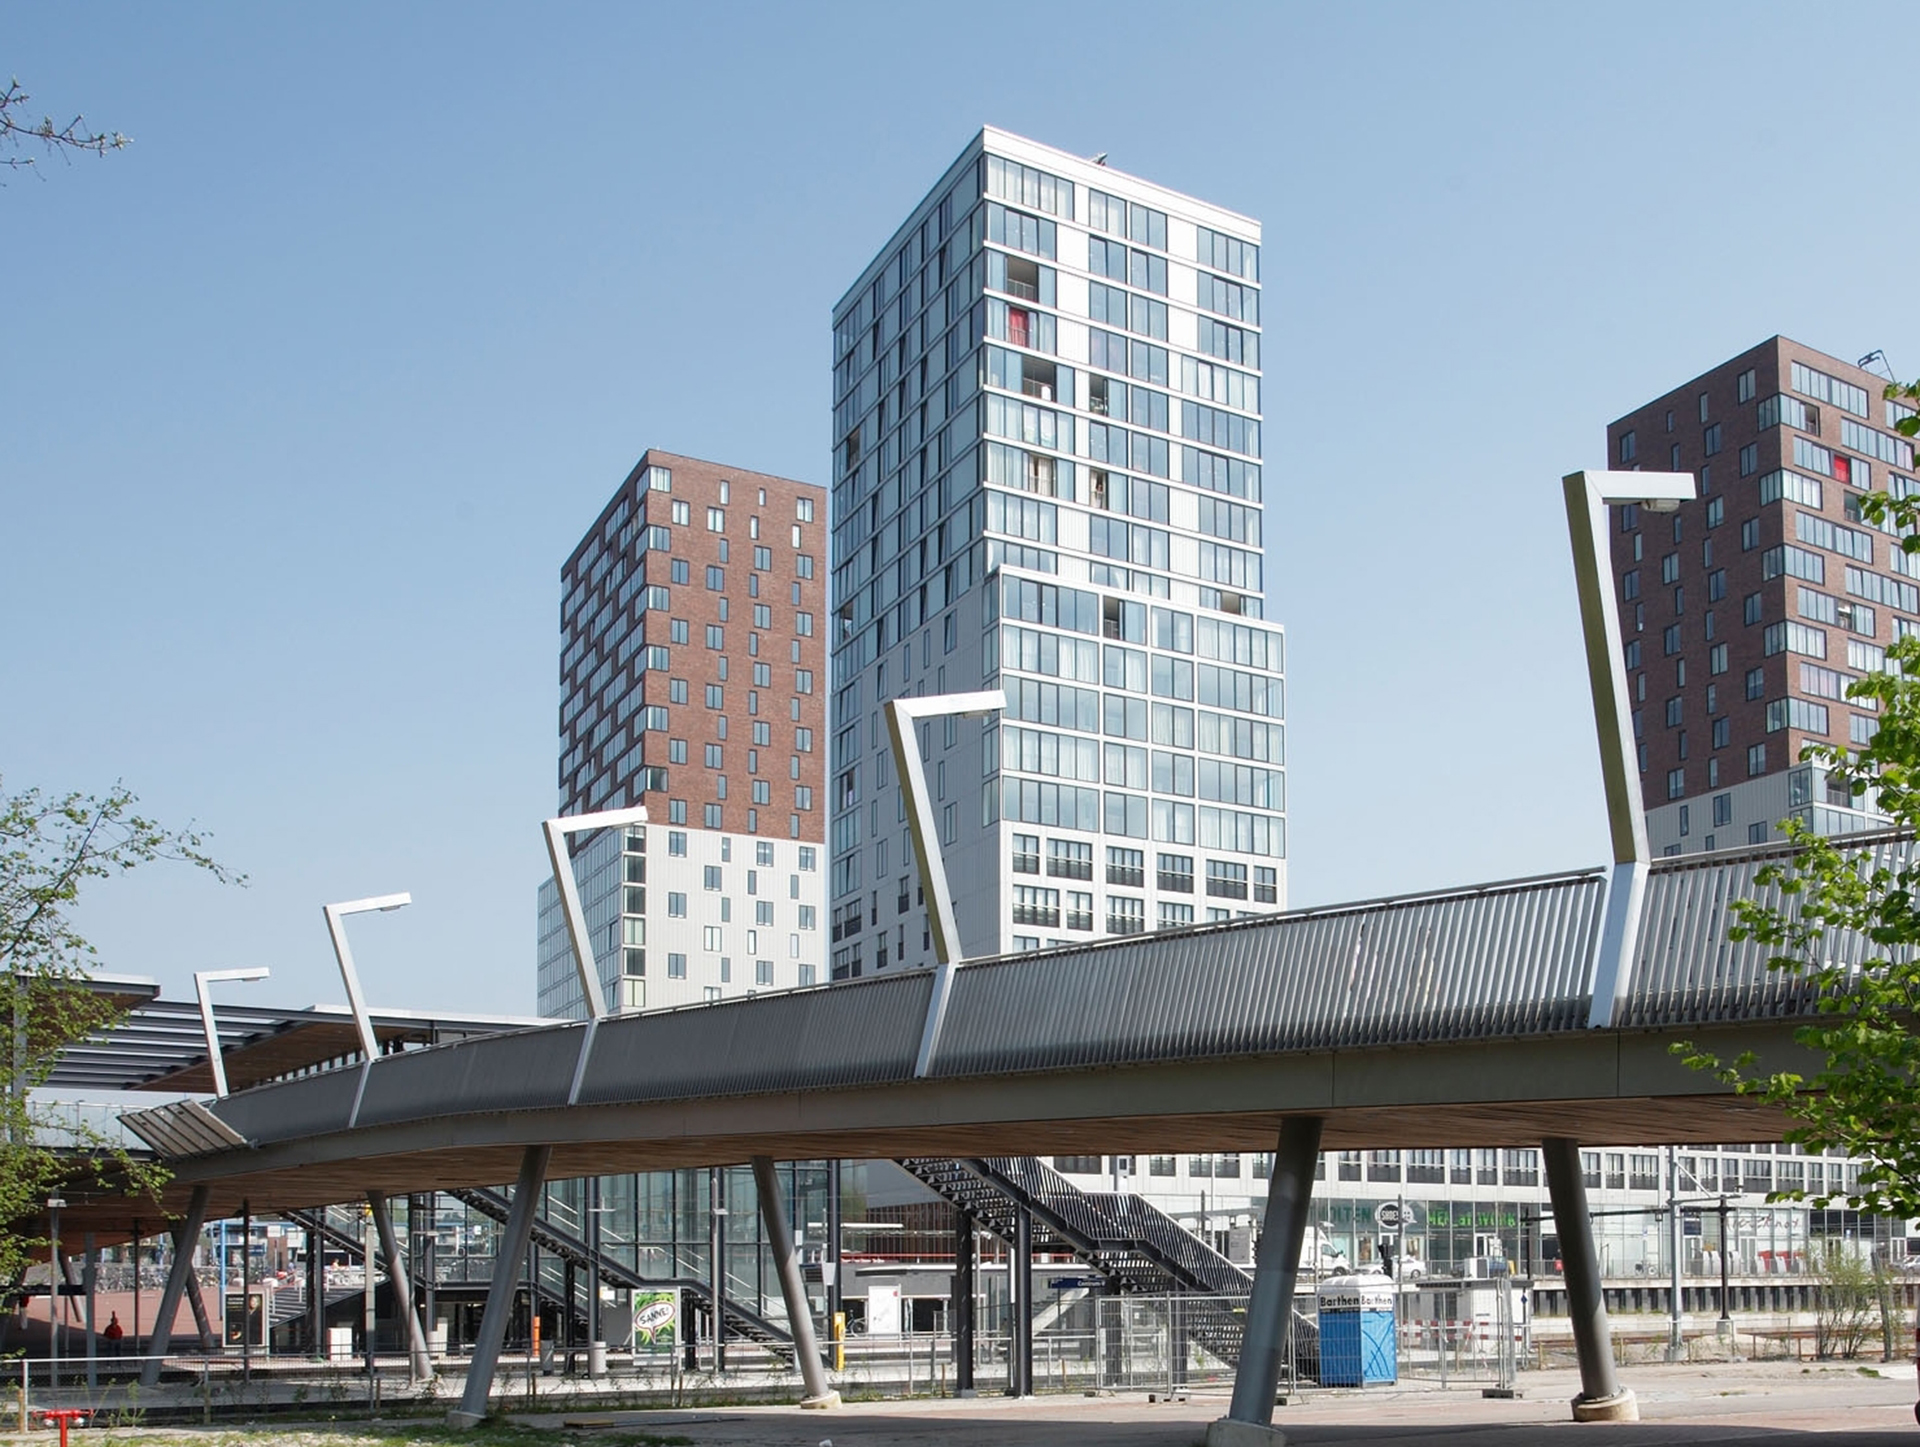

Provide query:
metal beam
left=1220, top=1115, right=1323, bottom=1436
left=542, top=806, right=649, bottom=1022
left=368, top=1190, right=433, bottom=1383
left=448, top=1145, right=549, bottom=1428
left=953, top=1210, right=975, bottom=1395
left=1542, top=1136, right=1638, bottom=1421
left=140, top=1185, right=209, bottom=1387
left=751, top=1156, right=838, bottom=1408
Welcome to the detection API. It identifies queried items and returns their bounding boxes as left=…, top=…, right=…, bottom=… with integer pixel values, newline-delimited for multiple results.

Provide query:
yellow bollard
left=832, top=1312, right=845, bottom=1373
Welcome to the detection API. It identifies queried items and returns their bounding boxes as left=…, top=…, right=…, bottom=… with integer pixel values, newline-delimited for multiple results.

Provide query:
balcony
left=1065, top=909, right=1093, bottom=931
left=1157, top=869, right=1193, bottom=894
left=1013, top=849, right=1040, bottom=875
left=1107, top=864, right=1144, bottom=888
left=1048, top=856, right=1092, bottom=881
left=1012, top=904, right=1060, bottom=928
left=1106, top=913, right=1146, bottom=936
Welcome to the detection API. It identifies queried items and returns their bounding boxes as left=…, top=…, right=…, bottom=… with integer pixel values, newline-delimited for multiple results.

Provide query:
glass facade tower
left=829, top=128, right=1283, bottom=977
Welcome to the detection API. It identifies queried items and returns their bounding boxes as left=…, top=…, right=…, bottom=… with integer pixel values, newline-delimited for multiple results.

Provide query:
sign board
left=1374, top=1202, right=1404, bottom=1230
left=631, top=1289, right=677, bottom=1352
left=1048, top=1276, right=1095, bottom=1290
left=867, top=1284, right=901, bottom=1337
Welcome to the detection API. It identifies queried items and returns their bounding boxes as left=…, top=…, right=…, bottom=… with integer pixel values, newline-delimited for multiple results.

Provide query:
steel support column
left=449, top=1145, right=550, bottom=1428
left=140, top=1184, right=210, bottom=1388
left=369, top=1189, right=433, bottom=1383
left=1009, top=1204, right=1033, bottom=1397
left=751, top=1156, right=839, bottom=1408
left=1214, top=1114, right=1323, bottom=1445
left=307, top=1222, right=323, bottom=1357
left=953, top=1210, right=976, bottom=1396
left=1542, top=1136, right=1637, bottom=1421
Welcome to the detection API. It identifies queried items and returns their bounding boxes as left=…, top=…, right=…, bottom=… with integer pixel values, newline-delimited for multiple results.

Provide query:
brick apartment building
left=1606, top=337, right=1915, bottom=854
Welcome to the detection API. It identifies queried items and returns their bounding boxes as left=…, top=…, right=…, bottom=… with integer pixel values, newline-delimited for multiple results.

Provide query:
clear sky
left=6, top=2, right=1916, bottom=1020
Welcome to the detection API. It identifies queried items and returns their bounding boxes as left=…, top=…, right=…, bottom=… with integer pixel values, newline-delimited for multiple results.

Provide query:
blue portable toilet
left=1316, top=1273, right=1397, bottom=1386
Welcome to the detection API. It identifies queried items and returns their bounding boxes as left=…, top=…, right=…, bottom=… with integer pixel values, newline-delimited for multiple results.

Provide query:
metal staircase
left=896, top=1156, right=1317, bottom=1375
left=446, top=1186, right=795, bottom=1359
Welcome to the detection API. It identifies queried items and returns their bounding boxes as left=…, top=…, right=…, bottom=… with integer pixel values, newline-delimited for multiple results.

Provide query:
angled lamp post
left=192, top=967, right=270, bottom=1099
left=1561, top=470, right=1695, bottom=1029
left=541, top=804, right=651, bottom=1021
left=323, top=893, right=411, bottom=1062
left=882, top=689, right=1006, bottom=1077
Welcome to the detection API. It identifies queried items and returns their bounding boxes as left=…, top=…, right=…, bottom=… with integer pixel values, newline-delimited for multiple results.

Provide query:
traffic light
left=1378, top=1237, right=1396, bottom=1278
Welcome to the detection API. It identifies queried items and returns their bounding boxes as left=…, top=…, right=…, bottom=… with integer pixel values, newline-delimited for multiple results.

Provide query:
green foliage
left=0, top=777, right=241, bottom=1282
left=1676, top=387, right=1920, bottom=1219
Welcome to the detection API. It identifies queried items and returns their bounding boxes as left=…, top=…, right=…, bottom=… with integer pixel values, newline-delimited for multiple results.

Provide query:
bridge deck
left=85, top=834, right=1903, bottom=1233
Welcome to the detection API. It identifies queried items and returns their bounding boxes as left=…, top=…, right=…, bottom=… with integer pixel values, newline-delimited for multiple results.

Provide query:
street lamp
left=323, top=894, right=410, bottom=1062
left=883, top=690, right=1005, bottom=1077
left=1561, top=470, right=1695, bottom=1028
left=540, top=805, right=650, bottom=1021
left=192, top=967, right=270, bottom=1098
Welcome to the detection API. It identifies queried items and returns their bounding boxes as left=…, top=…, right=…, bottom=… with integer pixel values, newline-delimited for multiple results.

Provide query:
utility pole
left=1666, top=1146, right=1684, bottom=1362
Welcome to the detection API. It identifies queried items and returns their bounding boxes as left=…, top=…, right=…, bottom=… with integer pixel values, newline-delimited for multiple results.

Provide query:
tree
left=0, top=77, right=127, bottom=172
left=1676, top=381, right=1920, bottom=1220
left=0, top=778, right=240, bottom=1285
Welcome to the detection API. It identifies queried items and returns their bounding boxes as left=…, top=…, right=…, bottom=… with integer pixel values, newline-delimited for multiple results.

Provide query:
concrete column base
left=445, top=1410, right=485, bottom=1430
left=1206, top=1419, right=1288, bottom=1447
left=1571, top=1389, right=1639, bottom=1422
left=800, top=1391, right=842, bottom=1410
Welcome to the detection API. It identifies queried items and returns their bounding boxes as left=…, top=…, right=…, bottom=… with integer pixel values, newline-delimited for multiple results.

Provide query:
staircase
left=896, top=1156, right=1317, bottom=1376
left=445, top=1186, right=795, bottom=1359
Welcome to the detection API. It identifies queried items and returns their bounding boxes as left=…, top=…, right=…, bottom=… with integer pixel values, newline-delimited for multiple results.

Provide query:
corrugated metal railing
left=1621, top=829, right=1918, bottom=1028
left=930, top=869, right=1607, bottom=1077
left=166, top=833, right=1920, bottom=1159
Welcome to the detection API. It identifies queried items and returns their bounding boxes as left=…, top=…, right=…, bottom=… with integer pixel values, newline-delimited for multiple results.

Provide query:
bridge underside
left=65, top=1021, right=1804, bottom=1237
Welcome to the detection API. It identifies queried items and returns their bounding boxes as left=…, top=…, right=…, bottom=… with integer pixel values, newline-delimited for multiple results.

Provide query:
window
left=1712, top=793, right=1733, bottom=827
left=667, top=952, right=687, bottom=979
left=1106, top=896, right=1146, bottom=934
left=1703, top=423, right=1722, bottom=456
left=1747, top=742, right=1767, bottom=776
left=1254, top=866, right=1278, bottom=904
left=1737, top=368, right=1756, bottom=404
left=1049, top=839, right=1094, bottom=879
left=668, top=830, right=687, bottom=856
left=667, top=892, right=686, bottom=917
left=1156, top=852, right=1193, bottom=892
left=1205, top=860, right=1248, bottom=898
left=1745, top=666, right=1765, bottom=700
left=1158, top=901, right=1194, bottom=929
left=1666, top=768, right=1684, bottom=799
left=1619, top=430, right=1637, bottom=463
left=1744, top=592, right=1763, bottom=625
left=1740, top=519, right=1759, bottom=551
left=1106, top=846, right=1144, bottom=886
left=702, top=926, right=722, bottom=951
left=1739, top=442, right=1757, bottom=476
left=705, top=684, right=724, bottom=708
left=1013, top=833, right=1040, bottom=873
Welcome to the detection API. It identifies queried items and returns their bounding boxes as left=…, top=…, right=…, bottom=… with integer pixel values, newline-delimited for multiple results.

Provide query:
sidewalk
left=518, top=1360, right=1920, bottom=1445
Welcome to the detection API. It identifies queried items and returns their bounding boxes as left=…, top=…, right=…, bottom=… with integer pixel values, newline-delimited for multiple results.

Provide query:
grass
left=74, top=1425, right=693, bottom=1447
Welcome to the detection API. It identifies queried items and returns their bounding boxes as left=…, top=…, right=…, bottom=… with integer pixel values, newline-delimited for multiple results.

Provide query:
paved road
left=526, top=1361, right=1920, bottom=1445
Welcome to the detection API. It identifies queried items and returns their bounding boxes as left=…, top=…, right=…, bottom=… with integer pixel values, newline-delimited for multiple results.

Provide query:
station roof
left=40, top=975, right=544, bottom=1095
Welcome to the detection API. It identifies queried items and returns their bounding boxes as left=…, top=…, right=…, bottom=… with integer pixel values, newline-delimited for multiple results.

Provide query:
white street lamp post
left=323, top=895, right=411, bottom=1062
left=1561, top=470, right=1695, bottom=1028
left=192, top=967, right=270, bottom=1098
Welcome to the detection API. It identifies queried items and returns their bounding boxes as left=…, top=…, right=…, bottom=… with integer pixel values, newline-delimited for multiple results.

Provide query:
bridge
left=84, top=826, right=1876, bottom=1439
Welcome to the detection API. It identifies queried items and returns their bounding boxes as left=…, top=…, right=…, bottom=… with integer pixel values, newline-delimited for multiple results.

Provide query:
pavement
left=519, top=1360, right=1920, bottom=1445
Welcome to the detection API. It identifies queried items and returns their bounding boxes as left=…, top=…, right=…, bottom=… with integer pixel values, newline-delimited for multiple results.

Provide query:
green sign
left=632, top=1290, right=677, bottom=1351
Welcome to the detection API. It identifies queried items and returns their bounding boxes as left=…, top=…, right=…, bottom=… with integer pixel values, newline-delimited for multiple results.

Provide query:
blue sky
left=5, top=2, right=1916, bottom=1018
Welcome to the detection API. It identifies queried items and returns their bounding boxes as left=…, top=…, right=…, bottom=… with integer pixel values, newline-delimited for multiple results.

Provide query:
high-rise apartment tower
left=1607, top=337, right=1914, bottom=854
left=829, top=129, right=1284, bottom=977
left=537, top=450, right=828, bottom=1017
